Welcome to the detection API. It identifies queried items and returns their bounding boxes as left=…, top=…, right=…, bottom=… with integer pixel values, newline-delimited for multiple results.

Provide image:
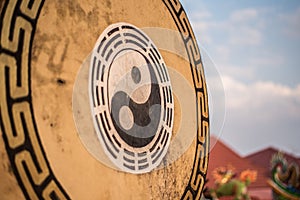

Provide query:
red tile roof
left=207, top=136, right=300, bottom=187
left=245, top=147, right=300, bottom=168
left=207, top=136, right=268, bottom=188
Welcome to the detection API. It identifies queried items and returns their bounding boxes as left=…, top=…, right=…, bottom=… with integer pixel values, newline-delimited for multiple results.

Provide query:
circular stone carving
left=0, top=0, right=209, bottom=199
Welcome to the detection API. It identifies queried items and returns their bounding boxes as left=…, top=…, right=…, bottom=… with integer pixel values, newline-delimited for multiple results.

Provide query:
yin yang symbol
left=89, top=23, right=174, bottom=174
left=109, top=50, right=162, bottom=148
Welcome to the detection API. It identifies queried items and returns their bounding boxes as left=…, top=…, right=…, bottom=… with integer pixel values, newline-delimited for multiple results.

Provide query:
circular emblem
left=89, top=23, right=174, bottom=173
left=1, top=0, right=210, bottom=199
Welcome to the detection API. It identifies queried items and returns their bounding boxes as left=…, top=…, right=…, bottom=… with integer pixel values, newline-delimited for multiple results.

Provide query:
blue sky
left=181, top=0, right=300, bottom=157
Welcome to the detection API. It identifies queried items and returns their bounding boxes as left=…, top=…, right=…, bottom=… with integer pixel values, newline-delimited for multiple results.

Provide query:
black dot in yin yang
left=131, top=66, right=141, bottom=84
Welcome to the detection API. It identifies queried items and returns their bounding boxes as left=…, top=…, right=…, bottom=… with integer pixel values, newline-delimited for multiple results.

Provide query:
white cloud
left=223, top=76, right=300, bottom=118
left=230, top=8, right=258, bottom=22
left=228, top=26, right=262, bottom=46
left=214, top=45, right=231, bottom=62
left=249, top=54, right=285, bottom=67
left=215, top=63, right=256, bottom=82
left=191, top=7, right=264, bottom=48
left=190, top=10, right=212, bottom=20
left=279, top=7, right=300, bottom=39
left=228, top=8, right=264, bottom=46
left=219, top=75, right=300, bottom=156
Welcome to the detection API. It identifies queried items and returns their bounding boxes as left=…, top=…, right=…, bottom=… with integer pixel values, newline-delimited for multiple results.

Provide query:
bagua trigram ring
left=89, top=23, right=174, bottom=174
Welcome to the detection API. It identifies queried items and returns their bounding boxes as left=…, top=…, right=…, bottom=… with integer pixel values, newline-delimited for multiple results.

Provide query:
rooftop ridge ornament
left=268, top=152, right=300, bottom=199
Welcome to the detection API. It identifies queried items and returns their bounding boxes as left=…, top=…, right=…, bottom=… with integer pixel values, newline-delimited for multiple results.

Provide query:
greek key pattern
left=163, top=0, right=209, bottom=199
left=0, top=0, right=70, bottom=199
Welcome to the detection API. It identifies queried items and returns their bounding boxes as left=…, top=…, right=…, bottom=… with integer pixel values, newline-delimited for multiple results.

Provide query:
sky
left=181, top=0, right=300, bottom=157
